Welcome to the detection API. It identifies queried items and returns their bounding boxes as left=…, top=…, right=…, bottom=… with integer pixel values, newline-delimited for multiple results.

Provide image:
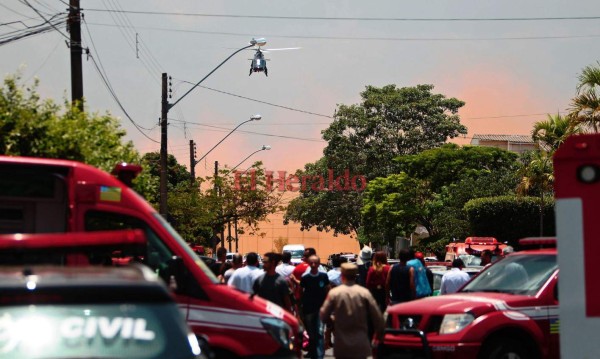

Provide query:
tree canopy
left=0, top=75, right=139, bottom=171
left=361, top=145, right=520, bottom=246
left=285, top=84, right=467, bottom=238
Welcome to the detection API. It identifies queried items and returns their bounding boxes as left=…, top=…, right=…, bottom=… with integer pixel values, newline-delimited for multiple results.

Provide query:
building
left=470, top=134, right=536, bottom=154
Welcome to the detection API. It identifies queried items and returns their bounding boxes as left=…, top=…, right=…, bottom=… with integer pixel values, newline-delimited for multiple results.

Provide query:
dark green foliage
left=286, top=84, right=467, bottom=237
left=464, top=196, right=555, bottom=247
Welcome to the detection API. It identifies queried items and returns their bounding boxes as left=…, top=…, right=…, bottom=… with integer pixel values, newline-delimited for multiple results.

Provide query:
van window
left=0, top=167, right=68, bottom=234
left=84, top=211, right=213, bottom=296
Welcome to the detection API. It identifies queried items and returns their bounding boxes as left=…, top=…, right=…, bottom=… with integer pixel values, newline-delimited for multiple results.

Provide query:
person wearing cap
left=356, top=245, right=373, bottom=287
left=320, top=263, right=384, bottom=359
left=440, top=258, right=471, bottom=295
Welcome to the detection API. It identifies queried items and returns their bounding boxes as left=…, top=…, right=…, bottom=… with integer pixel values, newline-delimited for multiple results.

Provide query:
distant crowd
left=206, top=245, right=513, bottom=359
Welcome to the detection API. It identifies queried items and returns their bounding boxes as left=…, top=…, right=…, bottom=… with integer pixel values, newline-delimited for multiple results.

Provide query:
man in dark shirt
left=210, top=246, right=232, bottom=280
left=300, top=255, right=329, bottom=359
left=386, top=249, right=415, bottom=305
left=253, top=252, right=292, bottom=312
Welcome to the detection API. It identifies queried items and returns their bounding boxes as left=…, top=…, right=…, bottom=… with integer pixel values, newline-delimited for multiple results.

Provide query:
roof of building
left=471, top=134, right=534, bottom=143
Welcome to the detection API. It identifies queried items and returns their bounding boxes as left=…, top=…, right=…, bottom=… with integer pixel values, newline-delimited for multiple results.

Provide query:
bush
left=464, top=196, right=555, bottom=247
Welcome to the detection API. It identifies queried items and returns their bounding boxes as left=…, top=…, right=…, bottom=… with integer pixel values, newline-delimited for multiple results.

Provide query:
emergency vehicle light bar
left=465, top=237, right=497, bottom=245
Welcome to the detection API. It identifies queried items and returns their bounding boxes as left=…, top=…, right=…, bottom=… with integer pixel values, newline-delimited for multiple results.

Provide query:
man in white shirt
left=276, top=251, right=296, bottom=278
left=228, top=252, right=263, bottom=293
left=440, top=258, right=471, bottom=295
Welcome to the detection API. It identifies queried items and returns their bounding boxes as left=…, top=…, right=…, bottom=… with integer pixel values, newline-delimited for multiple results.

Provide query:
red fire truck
left=444, top=237, right=506, bottom=265
left=377, top=237, right=559, bottom=359
left=0, top=156, right=301, bottom=358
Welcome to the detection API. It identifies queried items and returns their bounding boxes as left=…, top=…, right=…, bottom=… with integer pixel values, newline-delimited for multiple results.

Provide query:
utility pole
left=68, top=0, right=83, bottom=111
left=159, top=73, right=168, bottom=218
left=189, top=140, right=196, bottom=182
left=214, top=161, right=225, bottom=248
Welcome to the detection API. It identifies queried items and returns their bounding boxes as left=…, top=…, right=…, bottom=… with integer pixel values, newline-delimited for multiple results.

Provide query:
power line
left=174, top=79, right=333, bottom=119
left=80, top=9, right=600, bottom=22
left=0, top=14, right=66, bottom=46
left=84, top=22, right=600, bottom=42
left=21, top=0, right=69, bottom=40
left=97, top=0, right=160, bottom=84
left=170, top=119, right=325, bottom=143
left=87, top=53, right=159, bottom=143
left=103, top=0, right=163, bottom=74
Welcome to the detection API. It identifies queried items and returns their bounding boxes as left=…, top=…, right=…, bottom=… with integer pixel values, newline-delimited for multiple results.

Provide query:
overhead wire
left=173, top=78, right=333, bottom=119
left=79, top=10, right=600, bottom=22
left=21, top=0, right=69, bottom=40
left=0, top=14, right=66, bottom=46
left=83, top=22, right=600, bottom=42
left=105, top=0, right=163, bottom=74
left=98, top=0, right=161, bottom=84
left=170, top=118, right=325, bottom=143
left=82, top=16, right=159, bottom=141
left=0, top=2, right=38, bottom=19
left=88, top=54, right=159, bottom=143
left=24, top=37, right=61, bottom=81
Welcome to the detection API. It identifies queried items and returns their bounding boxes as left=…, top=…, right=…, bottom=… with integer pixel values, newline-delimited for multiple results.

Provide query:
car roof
left=0, top=264, right=172, bottom=304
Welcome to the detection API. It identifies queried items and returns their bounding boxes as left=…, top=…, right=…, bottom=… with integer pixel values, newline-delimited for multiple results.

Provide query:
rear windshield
left=285, top=250, right=304, bottom=258
left=461, top=254, right=557, bottom=296
left=0, top=303, right=195, bottom=359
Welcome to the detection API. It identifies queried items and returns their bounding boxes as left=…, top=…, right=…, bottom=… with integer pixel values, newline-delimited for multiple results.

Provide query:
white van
left=282, top=244, right=305, bottom=265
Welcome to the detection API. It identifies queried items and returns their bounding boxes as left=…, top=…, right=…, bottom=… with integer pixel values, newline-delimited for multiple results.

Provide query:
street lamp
left=159, top=38, right=266, bottom=217
left=228, top=145, right=272, bottom=174
left=190, top=114, right=262, bottom=182
left=224, top=144, right=272, bottom=252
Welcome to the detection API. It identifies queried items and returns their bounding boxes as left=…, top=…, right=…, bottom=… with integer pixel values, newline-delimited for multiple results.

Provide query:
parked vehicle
left=0, top=156, right=301, bottom=358
left=0, top=230, right=212, bottom=359
left=282, top=244, right=305, bottom=265
left=444, top=237, right=506, bottom=263
left=377, top=238, right=559, bottom=359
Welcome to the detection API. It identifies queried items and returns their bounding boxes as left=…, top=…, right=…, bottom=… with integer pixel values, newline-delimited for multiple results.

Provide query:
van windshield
left=153, top=213, right=218, bottom=284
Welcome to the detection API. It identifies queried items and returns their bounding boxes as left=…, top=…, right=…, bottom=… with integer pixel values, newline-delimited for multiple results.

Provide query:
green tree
left=569, top=62, right=600, bottom=132
left=361, top=145, right=519, bottom=247
left=464, top=196, right=555, bottom=247
left=0, top=74, right=138, bottom=170
left=532, top=113, right=577, bottom=153
left=138, top=152, right=192, bottom=205
left=516, top=150, right=554, bottom=236
left=284, top=158, right=364, bottom=236
left=285, top=84, right=467, bottom=237
left=207, top=162, right=285, bottom=250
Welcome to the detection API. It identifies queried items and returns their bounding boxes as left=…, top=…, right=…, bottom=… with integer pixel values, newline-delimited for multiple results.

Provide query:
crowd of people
left=207, top=245, right=503, bottom=359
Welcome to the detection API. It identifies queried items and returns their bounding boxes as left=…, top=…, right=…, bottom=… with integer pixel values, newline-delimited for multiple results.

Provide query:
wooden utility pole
left=68, top=0, right=83, bottom=110
left=190, top=140, right=196, bottom=182
left=159, top=73, right=168, bottom=217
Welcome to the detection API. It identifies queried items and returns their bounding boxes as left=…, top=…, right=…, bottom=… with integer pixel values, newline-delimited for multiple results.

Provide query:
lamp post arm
left=228, top=149, right=262, bottom=174
left=194, top=118, right=254, bottom=166
left=169, top=43, right=255, bottom=110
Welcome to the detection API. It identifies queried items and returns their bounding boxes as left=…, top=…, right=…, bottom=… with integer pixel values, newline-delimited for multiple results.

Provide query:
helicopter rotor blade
left=262, top=47, right=302, bottom=53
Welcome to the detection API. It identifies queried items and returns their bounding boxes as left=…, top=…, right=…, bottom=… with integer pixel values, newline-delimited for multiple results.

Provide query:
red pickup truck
left=0, top=156, right=301, bottom=358
left=378, top=238, right=559, bottom=359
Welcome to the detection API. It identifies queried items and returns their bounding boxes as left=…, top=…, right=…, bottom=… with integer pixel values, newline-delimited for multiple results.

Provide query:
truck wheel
left=480, top=337, right=530, bottom=359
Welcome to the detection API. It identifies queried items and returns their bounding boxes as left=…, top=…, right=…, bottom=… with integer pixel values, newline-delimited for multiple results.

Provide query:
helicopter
left=247, top=38, right=300, bottom=77
left=249, top=48, right=269, bottom=76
